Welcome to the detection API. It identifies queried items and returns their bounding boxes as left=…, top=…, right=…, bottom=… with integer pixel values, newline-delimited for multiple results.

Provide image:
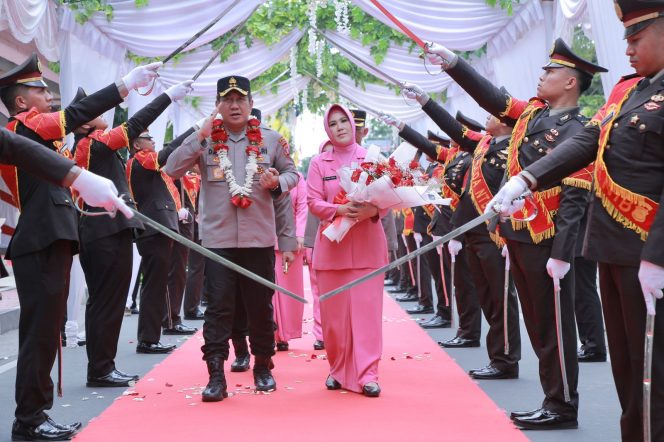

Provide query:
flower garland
left=210, top=117, right=263, bottom=209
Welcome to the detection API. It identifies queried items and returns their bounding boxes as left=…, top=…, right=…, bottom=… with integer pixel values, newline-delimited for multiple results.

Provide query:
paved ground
left=0, top=290, right=621, bottom=442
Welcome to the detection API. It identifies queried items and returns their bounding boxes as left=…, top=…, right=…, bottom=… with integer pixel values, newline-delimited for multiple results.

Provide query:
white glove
left=165, top=80, right=194, bottom=101
left=639, top=260, right=664, bottom=315
left=379, top=113, right=404, bottom=131
left=432, top=235, right=443, bottom=254
left=448, top=239, right=462, bottom=257
left=546, top=258, right=571, bottom=291
left=402, top=82, right=429, bottom=106
left=501, top=245, right=510, bottom=270
left=178, top=207, right=190, bottom=221
left=413, top=232, right=423, bottom=244
left=424, top=42, right=458, bottom=70
left=71, top=169, right=134, bottom=219
left=484, top=175, right=529, bottom=217
left=122, top=61, right=162, bottom=90
left=194, top=116, right=208, bottom=130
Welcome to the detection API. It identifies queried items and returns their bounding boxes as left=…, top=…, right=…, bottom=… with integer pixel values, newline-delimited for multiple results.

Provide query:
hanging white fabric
left=0, top=0, right=59, bottom=60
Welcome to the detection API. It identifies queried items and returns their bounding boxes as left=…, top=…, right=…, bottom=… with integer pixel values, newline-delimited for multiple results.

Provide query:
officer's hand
left=546, top=258, right=570, bottom=291
left=71, top=169, right=134, bottom=219
left=378, top=113, right=404, bottom=130
left=178, top=207, right=190, bottom=221
left=501, top=245, right=511, bottom=270
left=165, top=80, right=194, bottom=102
left=484, top=175, right=528, bottom=217
left=260, top=167, right=280, bottom=190
left=402, top=83, right=429, bottom=106
left=424, top=42, right=457, bottom=70
left=296, top=236, right=305, bottom=252
left=198, top=113, right=215, bottom=142
left=282, top=251, right=295, bottom=267
left=413, top=232, right=423, bottom=244
left=194, top=116, right=208, bottom=130
left=432, top=234, right=443, bottom=254
left=639, top=260, right=664, bottom=315
left=448, top=239, right=462, bottom=257
left=122, top=62, right=162, bottom=90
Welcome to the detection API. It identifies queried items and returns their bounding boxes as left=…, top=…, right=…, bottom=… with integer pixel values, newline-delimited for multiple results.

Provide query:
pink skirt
left=274, top=250, right=305, bottom=342
left=317, top=268, right=384, bottom=393
left=306, top=248, right=323, bottom=341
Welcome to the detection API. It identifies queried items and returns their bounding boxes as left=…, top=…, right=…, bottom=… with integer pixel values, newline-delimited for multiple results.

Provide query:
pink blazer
left=307, top=148, right=388, bottom=271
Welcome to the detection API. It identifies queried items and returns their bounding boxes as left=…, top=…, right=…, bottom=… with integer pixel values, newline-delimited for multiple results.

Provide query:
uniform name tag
left=323, top=175, right=337, bottom=181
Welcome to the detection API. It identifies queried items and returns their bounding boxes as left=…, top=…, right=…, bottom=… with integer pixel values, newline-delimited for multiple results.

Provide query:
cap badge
left=229, top=77, right=237, bottom=88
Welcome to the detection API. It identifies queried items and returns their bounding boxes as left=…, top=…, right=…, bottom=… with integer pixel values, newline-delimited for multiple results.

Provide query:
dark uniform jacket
left=3, top=83, right=123, bottom=259
left=0, top=127, right=74, bottom=184
left=446, top=57, right=590, bottom=262
left=75, top=93, right=172, bottom=244
left=526, top=73, right=664, bottom=267
left=128, top=129, right=193, bottom=238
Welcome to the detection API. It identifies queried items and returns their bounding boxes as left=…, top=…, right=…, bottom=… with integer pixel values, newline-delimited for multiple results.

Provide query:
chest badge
left=630, top=114, right=641, bottom=125
left=651, top=94, right=664, bottom=102
left=644, top=102, right=661, bottom=112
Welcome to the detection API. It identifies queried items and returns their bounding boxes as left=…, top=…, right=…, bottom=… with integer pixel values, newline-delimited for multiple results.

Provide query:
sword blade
left=368, top=0, right=426, bottom=48
left=554, top=282, right=571, bottom=403
left=319, top=211, right=497, bottom=301
left=130, top=209, right=307, bottom=304
left=163, top=0, right=243, bottom=64
left=191, top=5, right=259, bottom=81
left=503, top=264, right=510, bottom=355
left=450, top=258, right=456, bottom=329
left=644, top=309, right=656, bottom=442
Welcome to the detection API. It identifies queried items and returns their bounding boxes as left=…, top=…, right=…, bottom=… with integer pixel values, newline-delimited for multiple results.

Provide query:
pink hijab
left=324, top=104, right=359, bottom=149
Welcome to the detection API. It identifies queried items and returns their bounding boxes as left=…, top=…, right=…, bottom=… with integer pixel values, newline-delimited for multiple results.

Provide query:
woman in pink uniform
left=307, top=104, right=387, bottom=397
left=274, top=172, right=308, bottom=350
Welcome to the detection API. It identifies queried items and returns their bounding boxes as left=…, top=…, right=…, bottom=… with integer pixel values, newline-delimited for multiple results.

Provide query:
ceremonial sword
left=319, top=211, right=497, bottom=301
left=503, top=254, right=511, bottom=355
left=450, top=254, right=457, bottom=329
left=74, top=201, right=307, bottom=304
left=553, top=279, right=571, bottom=403
left=644, top=306, right=656, bottom=442
left=191, top=4, right=261, bottom=81
left=367, top=0, right=427, bottom=49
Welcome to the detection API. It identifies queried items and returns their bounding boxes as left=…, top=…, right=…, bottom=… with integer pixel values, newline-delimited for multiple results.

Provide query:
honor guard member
left=489, top=2, right=664, bottom=439
left=0, top=53, right=158, bottom=441
left=127, top=126, right=195, bottom=354
left=427, top=37, right=606, bottom=429
left=73, top=80, right=192, bottom=387
left=164, top=76, right=299, bottom=401
left=394, top=84, right=522, bottom=377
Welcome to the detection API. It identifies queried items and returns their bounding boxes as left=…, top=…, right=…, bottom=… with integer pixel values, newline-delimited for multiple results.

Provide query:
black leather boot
left=253, top=355, right=276, bottom=392
left=231, top=337, right=250, bottom=372
left=202, top=358, right=228, bottom=402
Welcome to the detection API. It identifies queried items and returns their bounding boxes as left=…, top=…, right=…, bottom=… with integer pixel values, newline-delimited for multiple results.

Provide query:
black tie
left=636, top=78, right=651, bottom=91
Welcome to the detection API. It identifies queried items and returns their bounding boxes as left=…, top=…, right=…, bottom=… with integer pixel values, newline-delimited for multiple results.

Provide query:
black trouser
left=136, top=234, right=173, bottom=344
left=13, top=240, right=74, bottom=427
left=465, top=232, right=520, bottom=370
left=415, top=233, right=434, bottom=307
left=163, top=221, right=192, bottom=328
left=201, top=247, right=276, bottom=360
left=507, top=239, right=578, bottom=417
left=397, top=235, right=415, bottom=288
left=183, top=229, right=205, bottom=316
left=386, top=250, right=400, bottom=282
left=574, top=257, right=606, bottom=355
left=421, top=234, right=451, bottom=320
left=401, top=233, right=416, bottom=289
left=131, top=259, right=142, bottom=306
left=598, top=263, right=664, bottom=441
left=450, top=245, right=481, bottom=340
left=80, top=230, right=133, bottom=377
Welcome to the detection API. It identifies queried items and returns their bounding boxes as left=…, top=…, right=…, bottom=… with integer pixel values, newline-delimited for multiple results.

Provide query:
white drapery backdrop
left=0, top=0, right=59, bottom=60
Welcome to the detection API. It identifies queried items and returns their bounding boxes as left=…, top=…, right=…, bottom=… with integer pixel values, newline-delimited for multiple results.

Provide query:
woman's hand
left=338, top=202, right=379, bottom=222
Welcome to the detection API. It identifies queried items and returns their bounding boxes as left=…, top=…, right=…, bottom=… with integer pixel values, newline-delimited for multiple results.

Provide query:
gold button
left=613, top=123, right=619, bottom=128
left=523, top=137, right=529, bottom=143
left=606, top=144, right=611, bottom=149
left=639, top=123, right=646, bottom=132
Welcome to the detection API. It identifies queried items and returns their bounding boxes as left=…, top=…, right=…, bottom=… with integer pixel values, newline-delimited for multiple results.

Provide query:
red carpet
left=75, top=271, right=526, bottom=442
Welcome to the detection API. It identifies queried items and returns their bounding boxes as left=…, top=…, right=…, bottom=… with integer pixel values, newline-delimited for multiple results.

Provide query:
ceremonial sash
left=592, top=76, right=655, bottom=240
left=562, top=164, right=594, bottom=191
left=440, top=147, right=461, bottom=210
left=402, top=207, right=414, bottom=235
left=126, top=151, right=181, bottom=211
left=469, top=134, right=505, bottom=247
left=506, top=99, right=561, bottom=243
left=182, top=173, right=200, bottom=210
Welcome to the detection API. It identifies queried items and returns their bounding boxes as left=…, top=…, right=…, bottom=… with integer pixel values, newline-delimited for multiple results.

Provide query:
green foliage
left=572, top=25, right=604, bottom=117
left=48, top=61, right=60, bottom=74
left=62, top=0, right=114, bottom=24
left=185, top=96, right=201, bottom=110
left=366, top=119, right=392, bottom=140
left=298, top=155, right=313, bottom=176
left=484, top=0, right=521, bottom=15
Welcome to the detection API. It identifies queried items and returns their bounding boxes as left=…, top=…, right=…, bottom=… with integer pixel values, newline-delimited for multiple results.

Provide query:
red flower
left=409, top=160, right=420, bottom=170
left=248, top=117, right=260, bottom=128
left=247, top=130, right=262, bottom=144
left=231, top=195, right=252, bottom=209
left=351, top=169, right=361, bottom=183
left=245, top=145, right=260, bottom=155
left=212, top=142, right=228, bottom=153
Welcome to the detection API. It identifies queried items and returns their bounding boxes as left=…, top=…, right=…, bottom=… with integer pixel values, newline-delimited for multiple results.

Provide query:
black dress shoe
left=419, top=315, right=451, bottom=329
left=113, top=369, right=139, bottom=380
left=276, top=342, right=289, bottom=351
left=577, top=348, right=607, bottom=362
left=362, top=382, right=381, bottom=397
left=202, top=358, right=227, bottom=402
left=87, top=369, right=137, bottom=388
left=383, top=278, right=397, bottom=286
left=313, top=340, right=325, bottom=350
left=45, top=416, right=82, bottom=432
left=325, top=375, right=341, bottom=390
left=136, top=341, right=175, bottom=354
left=254, top=356, right=276, bottom=391
left=395, top=292, right=418, bottom=302
left=512, top=409, right=578, bottom=430
left=231, top=354, right=251, bottom=372
left=406, top=304, right=433, bottom=314
left=510, top=408, right=543, bottom=420
left=387, top=285, right=409, bottom=294
left=130, top=307, right=139, bottom=315
left=184, top=309, right=205, bottom=320
left=163, top=323, right=198, bottom=335
left=12, top=418, right=77, bottom=441
left=439, top=336, right=480, bottom=348
left=469, top=365, right=518, bottom=380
